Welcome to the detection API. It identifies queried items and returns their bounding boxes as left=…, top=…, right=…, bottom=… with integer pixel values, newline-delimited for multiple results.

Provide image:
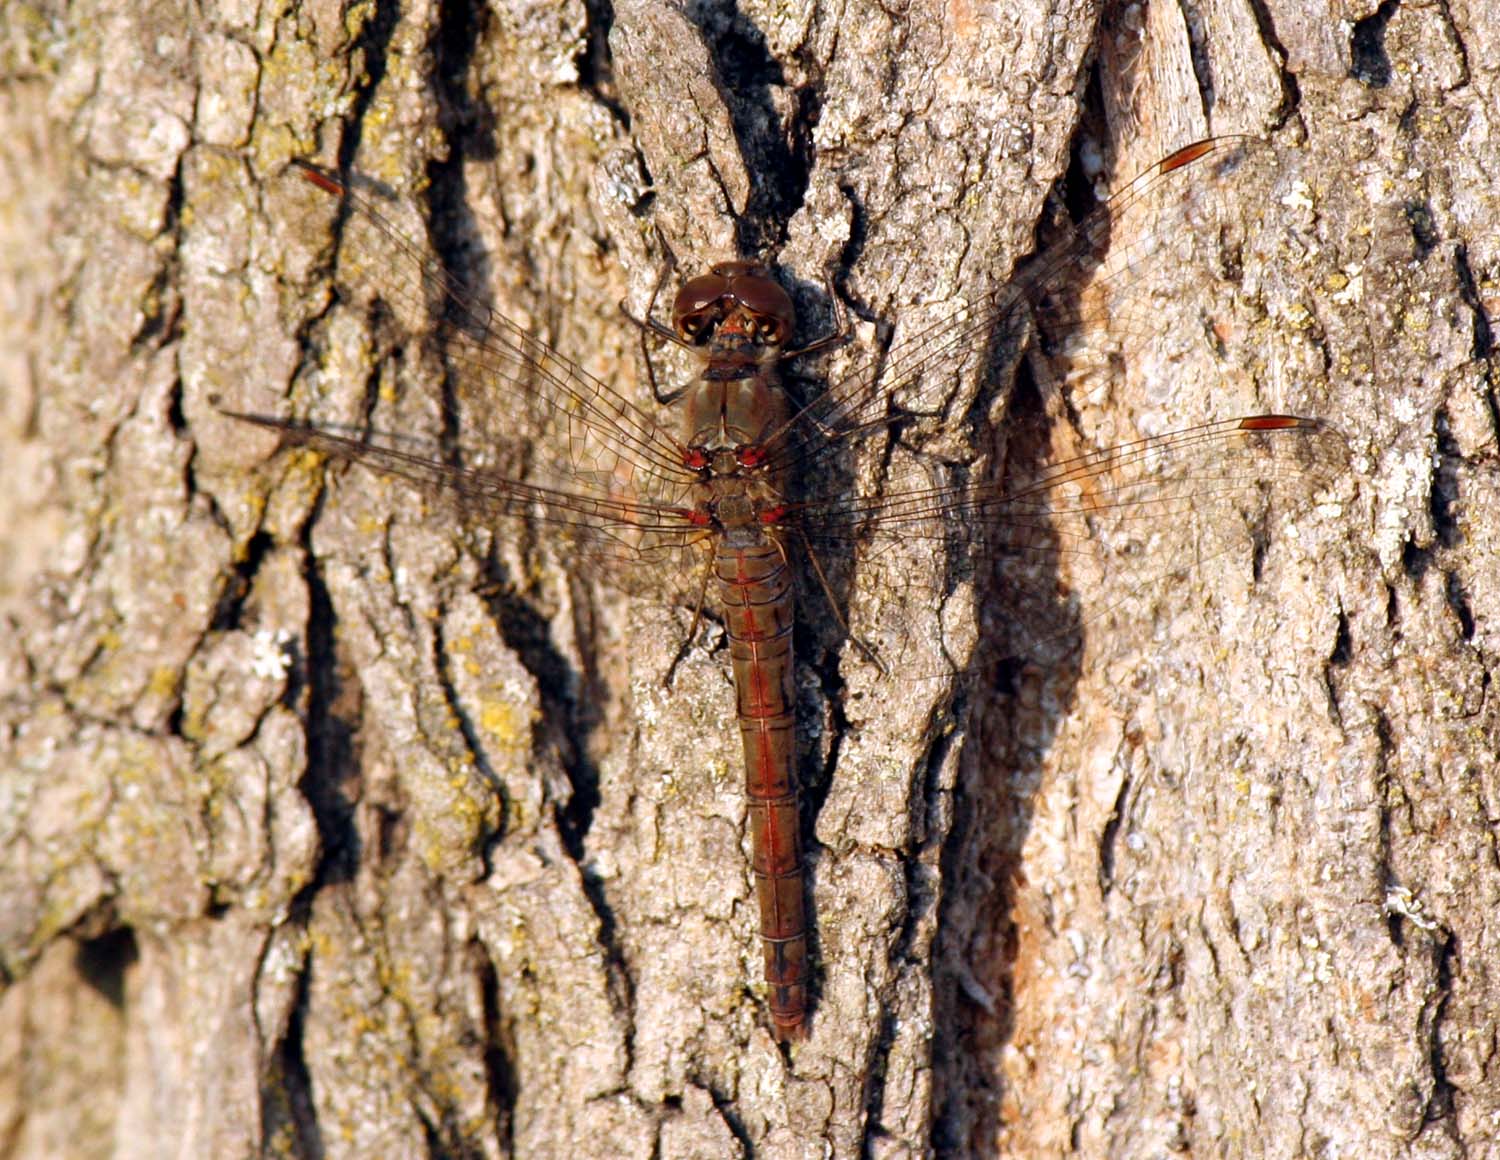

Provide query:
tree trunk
left=1, top=1, right=1496, bottom=1157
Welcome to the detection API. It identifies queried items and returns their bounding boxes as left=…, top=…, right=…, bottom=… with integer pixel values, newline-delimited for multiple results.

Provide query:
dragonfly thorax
left=703, top=446, right=742, bottom=476
left=712, top=491, right=757, bottom=529
left=679, top=370, right=791, bottom=466
left=694, top=467, right=786, bottom=535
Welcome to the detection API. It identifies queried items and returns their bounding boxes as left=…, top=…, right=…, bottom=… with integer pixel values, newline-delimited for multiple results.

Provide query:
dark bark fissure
left=1405, top=197, right=1440, bottom=262
left=432, top=605, right=506, bottom=815
left=430, top=0, right=496, bottom=483
left=859, top=1008, right=901, bottom=1153
left=434, top=0, right=499, bottom=164
left=74, top=927, right=138, bottom=1008
left=1240, top=0, right=1299, bottom=110
left=681, top=1, right=813, bottom=256
left=1402, top=536, right=1431, bottom=584
left=338, top=0, right=406, bottom=173
left=473, top=945, right=518, bottom=1154
left=1428, top=408, right=1462, bottom=549
left=1176, top=0, right=1217, bottom=117
left=578, top=0, right=627, bottom=124
left=1096, top=765, right=1133, bottom=895
left=266, top=949, right=325, bottom=1160
left=209, top=529, right=274, bottom=633
left=130, top=163, right=185, bottom=358
left=301, top=533, right=362, bottom=884
left=1418, top=931, right=1458, bottom=1135
left=1445, top=571, right=1476, bottom=641
left=1349, top=0, right=1401, bottom=88
left=1323, top=600, right=1354, bottom=728
left=1371, top=707, right=1401, bottom=944
left=704, top=1082, right=755, bottom=1155
left=1451, top=244, right=1496, bottom=362
left=858, top=695, right=971, bottom=1142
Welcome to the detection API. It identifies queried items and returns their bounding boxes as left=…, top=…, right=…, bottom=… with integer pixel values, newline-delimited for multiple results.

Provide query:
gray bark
left=1, top=1, right=1496, bottom=1158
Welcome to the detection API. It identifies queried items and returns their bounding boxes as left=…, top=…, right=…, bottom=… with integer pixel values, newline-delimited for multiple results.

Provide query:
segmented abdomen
left=715, top=540, right=806, bottom=1039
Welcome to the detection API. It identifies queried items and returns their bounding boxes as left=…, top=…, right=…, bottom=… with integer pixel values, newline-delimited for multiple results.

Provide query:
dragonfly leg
left=783, top=266, right=853, bottom=361
left=618, top=300, right=691, bottom=405
left=662, top=545, right=718, bottom=689
left=791, top=528, right=889, bottom=677
left=618, top=225, right=696, bottom=404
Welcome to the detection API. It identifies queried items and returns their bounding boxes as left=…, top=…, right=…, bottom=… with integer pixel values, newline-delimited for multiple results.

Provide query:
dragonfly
left=219, top=135, right=1345, bottom=1041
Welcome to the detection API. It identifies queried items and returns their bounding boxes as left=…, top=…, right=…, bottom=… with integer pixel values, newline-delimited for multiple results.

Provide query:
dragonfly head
left=673, top=261, right=795, bottom=349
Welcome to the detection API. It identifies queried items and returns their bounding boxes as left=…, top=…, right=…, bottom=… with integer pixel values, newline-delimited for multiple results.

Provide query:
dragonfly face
left=672, top=260, right=797, bottom=348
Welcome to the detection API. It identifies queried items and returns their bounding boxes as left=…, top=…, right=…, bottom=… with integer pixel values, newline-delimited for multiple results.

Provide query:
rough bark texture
left=1, top=1, right=1496, bottom=1158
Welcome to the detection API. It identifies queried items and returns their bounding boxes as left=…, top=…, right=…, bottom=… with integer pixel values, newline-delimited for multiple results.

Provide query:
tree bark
left=1, top=1, right=1496, bottom=1158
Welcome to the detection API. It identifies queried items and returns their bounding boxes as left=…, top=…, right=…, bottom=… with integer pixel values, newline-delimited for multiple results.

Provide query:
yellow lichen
left=479, top=699, right=528, bottom=747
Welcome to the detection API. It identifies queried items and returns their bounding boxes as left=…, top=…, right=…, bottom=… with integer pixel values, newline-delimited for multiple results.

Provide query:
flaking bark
left=1, top=1, right=1496, bottom=1157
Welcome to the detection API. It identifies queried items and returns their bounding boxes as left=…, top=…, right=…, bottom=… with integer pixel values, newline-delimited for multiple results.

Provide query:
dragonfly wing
left=773, top=138, right=1286, bottom=472
left=281, top=163, right=697, bottom=504
left=794, top=412, right=1346, bottom=671
left=228, top=163, right=713, bottom=608
left=769, top=137, right=1348, bottom=671
left=222, top=407, right=714, bottom=607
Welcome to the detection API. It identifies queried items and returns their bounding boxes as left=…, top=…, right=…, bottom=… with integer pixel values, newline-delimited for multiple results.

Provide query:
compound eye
left=677, top=311, right=714, bottom=342
left=753, top=314, right=788, bottom=344
left=673, top=273, right=730, bottom=326
left=728, top=273, right=795, bottom=344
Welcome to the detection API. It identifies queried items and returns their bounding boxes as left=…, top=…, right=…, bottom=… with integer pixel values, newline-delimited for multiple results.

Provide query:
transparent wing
left=766, top=137, right=1280, bottom=475
left=769, top=137, right=1347, bottom=668
left=226, top=162, right=717, bottom=605
left=792, top=413, right=1346, bottom=669
left=226, top=138, right=1346, bottom=660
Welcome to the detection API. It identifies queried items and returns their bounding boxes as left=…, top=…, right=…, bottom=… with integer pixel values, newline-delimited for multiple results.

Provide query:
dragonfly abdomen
left=714, top=540, right=807, bottom=1040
